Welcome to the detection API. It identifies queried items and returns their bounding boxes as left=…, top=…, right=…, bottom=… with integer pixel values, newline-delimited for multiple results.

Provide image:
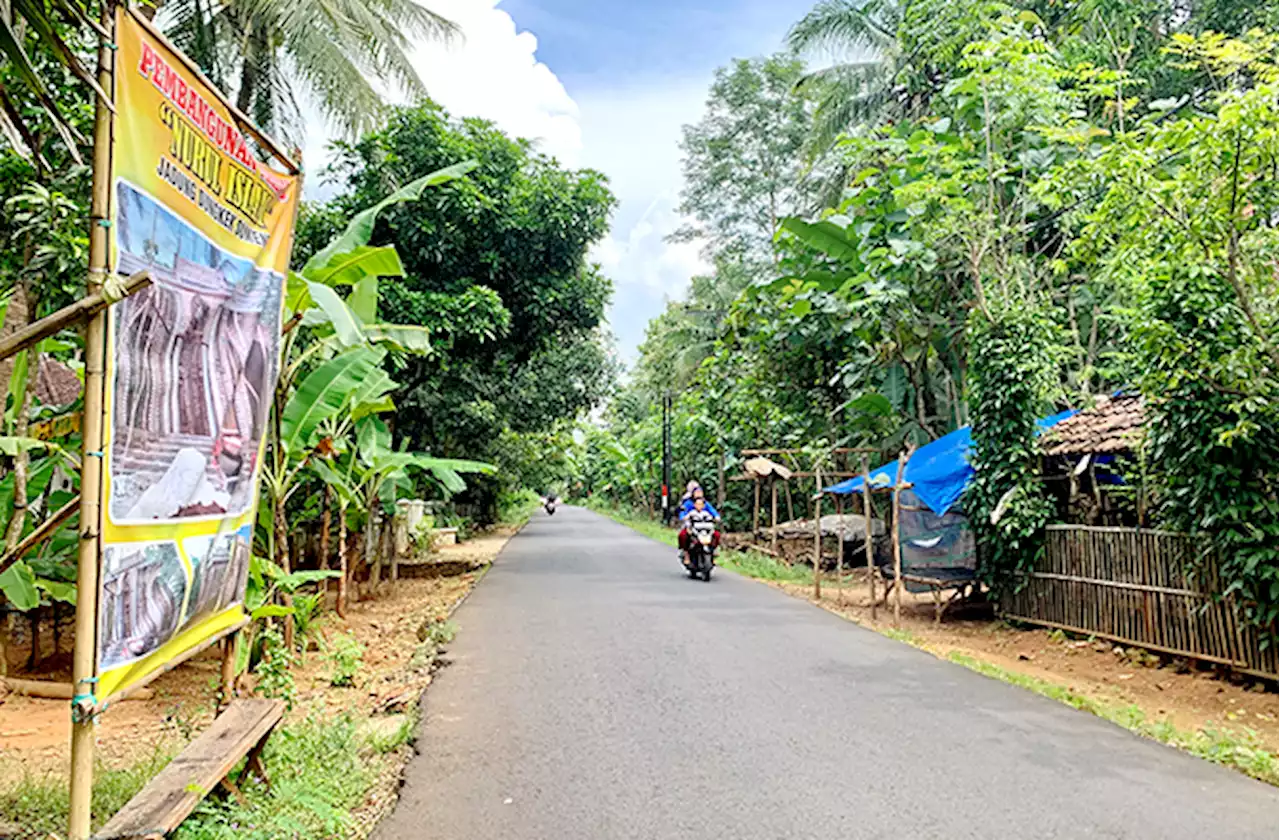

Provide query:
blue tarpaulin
left=824, top=409, right=1077, bottom=515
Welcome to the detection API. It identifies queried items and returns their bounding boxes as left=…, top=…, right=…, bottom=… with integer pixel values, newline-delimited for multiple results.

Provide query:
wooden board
left=95, top=698, right=284, bottom=839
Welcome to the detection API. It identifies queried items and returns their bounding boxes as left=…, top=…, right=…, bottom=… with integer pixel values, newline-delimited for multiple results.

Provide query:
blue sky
left=302, top=0, right=802, bottom=366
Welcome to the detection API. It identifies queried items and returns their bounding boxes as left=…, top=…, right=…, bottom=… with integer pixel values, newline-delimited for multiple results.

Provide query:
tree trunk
left=319, top=484, right=332, bottom=600
left=5, top=283, right=39, bottom=551
left=337, top=501, right=349, bottom=618
left=273, top=493, right=294, bottom=650
left=366, top=484, right=382, bottom=596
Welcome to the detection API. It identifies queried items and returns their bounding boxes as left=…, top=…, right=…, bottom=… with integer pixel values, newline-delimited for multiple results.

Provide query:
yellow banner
left=96, top=8, right=300, bottom=700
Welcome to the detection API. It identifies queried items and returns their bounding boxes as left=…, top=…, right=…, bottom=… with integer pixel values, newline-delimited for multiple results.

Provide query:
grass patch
left=947, top=652, right=1279, bottom=785
left=0, top=714, right=393, bottom=839
left=0, top=749, right=173, bottom=838
left=717, top=549, right=812, bottom=583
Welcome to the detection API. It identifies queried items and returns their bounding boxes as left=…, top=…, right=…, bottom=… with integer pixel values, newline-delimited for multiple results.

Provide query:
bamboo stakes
left=861, top=454, right=876, bottom=620
left=770, top=479, right=778, bottom=554
left=890, top=449, right=911, bottom=625
left=835, top=494, right=845, bottom=605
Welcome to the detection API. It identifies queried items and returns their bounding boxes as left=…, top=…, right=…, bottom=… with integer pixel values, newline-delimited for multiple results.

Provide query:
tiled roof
left=1041, top=394, right=1144, bottom=457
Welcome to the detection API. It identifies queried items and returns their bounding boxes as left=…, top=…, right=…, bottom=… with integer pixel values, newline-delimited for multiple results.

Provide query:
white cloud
left=407, top=0, right=582, bottom=164
left=301, top=0, right=582, bottom=189
left=298, top=2, right=718, bottom=363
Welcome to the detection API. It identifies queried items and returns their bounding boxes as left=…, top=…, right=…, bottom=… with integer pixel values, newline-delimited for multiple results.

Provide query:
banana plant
left=260, top=163, right=475, bottom=644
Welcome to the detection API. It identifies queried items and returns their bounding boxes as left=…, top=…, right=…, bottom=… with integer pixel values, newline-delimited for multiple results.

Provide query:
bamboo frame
left=890, top=452, right=909, bottom=625
left=0, top=271, right=151, bottom=364
left=861, top=454, right=876, bottom=620
left=1002, top=525, right=1277, bottom=679
left=126, top=8, right=300, bottom=173
left=0, top=494, right=79, bottom=578
left=835, top=495, right=845, bottom=605
left=68, top=4, right=116, bottom=833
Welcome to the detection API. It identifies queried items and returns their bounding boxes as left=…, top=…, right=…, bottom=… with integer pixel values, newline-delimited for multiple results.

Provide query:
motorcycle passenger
left=677, top=487, right=720, bottom=566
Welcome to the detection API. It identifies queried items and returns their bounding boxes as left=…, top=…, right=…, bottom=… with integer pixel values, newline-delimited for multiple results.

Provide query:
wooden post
left=813, top=493, right=823, bottom=600
left=69, top=5, right=116, bottom=836
left=891, top=450, right=910, bottom=626
left=218, top=630, right=238, bottom=713
left=836, top=494, right=845, bottom=605
left=862, top=454, right=876, bottom=620
left=770, top=478, right=778, bottom=554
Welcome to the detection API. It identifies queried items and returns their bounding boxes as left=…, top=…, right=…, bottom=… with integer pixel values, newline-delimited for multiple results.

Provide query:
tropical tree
left=162, top=0, right=458, bottom=139
left=298, top=101, right=617, bottom=522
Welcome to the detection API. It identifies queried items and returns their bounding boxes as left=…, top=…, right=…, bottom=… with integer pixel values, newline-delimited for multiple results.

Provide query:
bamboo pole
left=891, top=449, right=911, bottom=626
left=835, top=494, right=845, bottom=605
left=813, top=494, right=822, bottom=600
left=862, top=454, right=876, bottom=619
left=0, top=494, right=79, bottom=579
left=69, top=6, right=116, bottom=835
left=0, top=271, right=150, bottom=364
left=770, top=479, right=778, bottom=554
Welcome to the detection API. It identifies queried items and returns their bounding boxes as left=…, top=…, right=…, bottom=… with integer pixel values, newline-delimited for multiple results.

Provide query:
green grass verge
left=0, top=712, right=414, bottom=839
left=947, top=652, right=1279, bottom=786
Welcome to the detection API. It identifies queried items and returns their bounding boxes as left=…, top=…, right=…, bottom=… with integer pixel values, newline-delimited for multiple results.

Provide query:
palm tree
left=162, top=0, right=458, bottom=142
left=786, top=0, right=904, bottom=158
left=0, top=0, right=108, bottom=165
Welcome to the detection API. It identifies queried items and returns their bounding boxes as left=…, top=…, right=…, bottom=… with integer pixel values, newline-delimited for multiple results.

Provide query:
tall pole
left=69, top=2, right=116, bottom=836
left=661, top=391, right=672, bottom=524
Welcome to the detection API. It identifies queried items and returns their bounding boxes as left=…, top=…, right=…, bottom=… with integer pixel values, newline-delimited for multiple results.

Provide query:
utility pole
left=661, top=391, right=672, bottom=525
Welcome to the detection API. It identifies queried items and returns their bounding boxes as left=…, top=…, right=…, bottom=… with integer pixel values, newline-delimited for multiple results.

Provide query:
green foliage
left=175, top=714, right=379, bottom=839
left=163, top=0, right=459, bottom=141
left=299, top=100, right=617, bottom=522
left=966, top=299, right=1063, bottom=589
left=327, top=632, right=365, bottom=687
left=0, top=750, right=173, bottom=838
left=252, top=625, right=297, bottom=709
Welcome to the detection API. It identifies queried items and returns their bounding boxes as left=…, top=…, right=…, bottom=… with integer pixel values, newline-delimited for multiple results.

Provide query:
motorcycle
left=684, top=519, right=719, bottom=582
left=544, top=496, right=557, bottom=516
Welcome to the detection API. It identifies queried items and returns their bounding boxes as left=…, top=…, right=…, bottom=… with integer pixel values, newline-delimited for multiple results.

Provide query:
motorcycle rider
left=677, top=486, right=720, bottom=566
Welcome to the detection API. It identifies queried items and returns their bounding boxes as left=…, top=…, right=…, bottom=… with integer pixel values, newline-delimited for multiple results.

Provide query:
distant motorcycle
left=544, top=496, right=557, bottom=516
left=684, top=518, right=719, bottom=582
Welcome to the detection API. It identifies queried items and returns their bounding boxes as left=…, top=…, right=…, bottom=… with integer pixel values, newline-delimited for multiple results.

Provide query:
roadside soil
left=0, top=525, right=519, bottom=805
left=766, top=572, right=1278, bottom=755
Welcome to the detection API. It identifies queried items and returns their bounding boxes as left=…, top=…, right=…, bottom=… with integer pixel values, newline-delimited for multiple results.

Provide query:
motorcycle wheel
left=700, top=567, right=711, bottom=582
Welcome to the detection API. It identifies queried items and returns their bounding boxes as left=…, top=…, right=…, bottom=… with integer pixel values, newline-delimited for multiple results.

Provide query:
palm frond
left=786, top=0, right=901, bottom=58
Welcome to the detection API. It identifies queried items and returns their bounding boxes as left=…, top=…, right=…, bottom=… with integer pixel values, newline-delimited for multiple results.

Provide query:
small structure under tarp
left=1040, top=393, right=1145, bottom=526
left=823, top=409, right=1078, bottom=623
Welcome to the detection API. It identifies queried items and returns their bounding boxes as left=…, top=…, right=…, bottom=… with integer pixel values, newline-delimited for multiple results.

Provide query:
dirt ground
left=0, top=525, right=519, bottom=793
left=765, top=573, right=1278, bottom=754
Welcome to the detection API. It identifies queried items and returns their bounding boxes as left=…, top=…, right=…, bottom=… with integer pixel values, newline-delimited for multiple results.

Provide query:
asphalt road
left=374, top=506, right=1278, bottom=840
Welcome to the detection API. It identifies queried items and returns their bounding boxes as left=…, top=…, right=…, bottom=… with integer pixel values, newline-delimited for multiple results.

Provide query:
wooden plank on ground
left=95, top=698, right=284, bottom=839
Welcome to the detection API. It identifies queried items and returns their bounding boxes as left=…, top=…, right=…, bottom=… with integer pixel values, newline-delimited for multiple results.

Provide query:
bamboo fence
left=1001, top=524, right=1276, bottom=679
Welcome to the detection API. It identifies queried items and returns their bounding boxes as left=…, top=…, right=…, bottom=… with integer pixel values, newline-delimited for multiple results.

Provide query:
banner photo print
left=97, top=8, right=300, bottom=700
